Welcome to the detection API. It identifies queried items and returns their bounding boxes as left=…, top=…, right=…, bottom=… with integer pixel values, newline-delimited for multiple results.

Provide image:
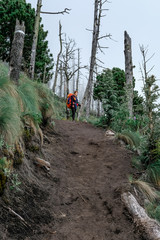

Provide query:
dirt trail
left=0, top=120, right=143, bottom=240
left=42, top=120, right=142, bottom=240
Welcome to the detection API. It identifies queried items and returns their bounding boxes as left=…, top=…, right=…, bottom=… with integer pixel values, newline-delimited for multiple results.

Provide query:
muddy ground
left=0, top=120, right=144, bottom=240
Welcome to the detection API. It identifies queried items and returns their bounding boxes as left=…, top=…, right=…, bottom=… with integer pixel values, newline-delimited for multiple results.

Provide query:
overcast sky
left=26, top=0, right=160, bottom=94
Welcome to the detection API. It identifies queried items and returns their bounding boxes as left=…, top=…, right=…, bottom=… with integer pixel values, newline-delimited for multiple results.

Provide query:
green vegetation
left=0, top=0, right=54, bottom=82
left=93, top=67, right=144, bottom=130
left=92, top=66, right=160, bottom=223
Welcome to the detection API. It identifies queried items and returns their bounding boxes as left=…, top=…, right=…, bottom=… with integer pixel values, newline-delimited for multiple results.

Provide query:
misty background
left=26, top=0, right=160, bottom=98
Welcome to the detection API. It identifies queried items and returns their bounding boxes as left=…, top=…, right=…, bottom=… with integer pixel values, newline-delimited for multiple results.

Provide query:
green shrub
left=147, top=160, right=160, bottom=186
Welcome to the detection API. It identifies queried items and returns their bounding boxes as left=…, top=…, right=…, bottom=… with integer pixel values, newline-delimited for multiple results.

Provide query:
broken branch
left=41, top=8, right=71, bottom=15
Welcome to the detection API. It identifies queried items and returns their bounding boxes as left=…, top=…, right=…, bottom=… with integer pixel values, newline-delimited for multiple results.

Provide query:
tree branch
left=147, top=65, right=155, bottom=75
left=41, top=8, right=71, bottom=15
left=86, top=28, right=93, bottom=32
left=146, top=53, right=155, bottom=64
left=69, top=66, right=87, bottom=80
left=95, top=57, right=104, bottom=64
left=98, top=34, right=111, bottom=40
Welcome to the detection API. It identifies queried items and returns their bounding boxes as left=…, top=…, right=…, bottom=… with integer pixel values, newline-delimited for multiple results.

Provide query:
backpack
left=66, top=93, right=73, bottom=109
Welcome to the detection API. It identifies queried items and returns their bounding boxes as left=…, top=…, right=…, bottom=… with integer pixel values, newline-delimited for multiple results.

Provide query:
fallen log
left=121, top=192, right=160, bottom=240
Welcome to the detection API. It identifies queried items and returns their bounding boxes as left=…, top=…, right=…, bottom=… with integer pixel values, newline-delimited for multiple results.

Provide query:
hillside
left=0, top=120, right=143, bottom=240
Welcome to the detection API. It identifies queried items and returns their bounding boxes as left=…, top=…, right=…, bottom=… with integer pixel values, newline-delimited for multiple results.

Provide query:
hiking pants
left=71, top=107, right=76, bottom=120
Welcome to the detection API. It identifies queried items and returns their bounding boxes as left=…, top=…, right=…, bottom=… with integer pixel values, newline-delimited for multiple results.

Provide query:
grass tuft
left=132, top=180, right=159, bottom=202
left=117, top=130, right=141, bottom=149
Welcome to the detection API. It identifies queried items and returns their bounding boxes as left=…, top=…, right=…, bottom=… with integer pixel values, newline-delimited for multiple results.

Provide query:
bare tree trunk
left=124, top=31, right=133, bottom=117
left=43, top=62, right=47, bottom=83
left=53, top=21, right=62, bottom=92
left=66, top=79, right=69, bottom=96
left=72, top=54, right=75, bottom=92
left=140, top=45, right=154, bottom=134
left=76, top=48, right=80, bottom=92
left=97, top=100, right=100, bottom=117
left=147, top=78, right=153, bottom=133
left=10, top=19, right=25, bottom=85
left=79, top=0, right=101, bottom=119
left=59, top=63, right=63, bottom=97
left=29, top=0, right=42, bottom=80
left=64, top=77, right=66, bottom=98
left=91, top=93, right=94, bottom=113
left=66, top=78, right=70, bottom=119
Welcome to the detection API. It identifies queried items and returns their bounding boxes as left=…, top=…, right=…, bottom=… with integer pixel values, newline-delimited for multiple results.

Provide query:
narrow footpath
left=41, top=120, right=142, bottom=240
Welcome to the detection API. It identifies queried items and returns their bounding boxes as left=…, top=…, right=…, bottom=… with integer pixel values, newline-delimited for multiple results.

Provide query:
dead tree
left=53, top=21, right=63, bottom=93
left=79, top=0, right=110, bottom=119
left=10, top=19, right=25, bottom=85
left=139, top=45, right=155, bottom=134
left=61, top=37, right=86, bottom=118
left=64, top=77, right=66, bottom=99
left=29, top=0, right=70, bottom=80
left=97, top=100, right=100, bottom=116
left=124, top=31, right=134, bottom=117
left=59, top=62, right=63, bottom=97
left=76, top=48, right=81, bottom=92
left=72, top=53, right=76, bottom=92
left=91, top=64, right=97, bottom=115
left=61, top=37, right=86, bottom=95
left=29, top=0, right=42, bottom=79
left=62, top=37, right=76, bottom=96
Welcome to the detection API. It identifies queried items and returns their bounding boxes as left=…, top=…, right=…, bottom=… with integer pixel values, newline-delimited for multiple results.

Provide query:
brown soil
left=0, top=120, right=143, bottom=240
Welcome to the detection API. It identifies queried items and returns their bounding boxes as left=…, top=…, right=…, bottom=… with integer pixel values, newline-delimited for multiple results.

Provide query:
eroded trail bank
left=0, top=120, right=143, bottom=240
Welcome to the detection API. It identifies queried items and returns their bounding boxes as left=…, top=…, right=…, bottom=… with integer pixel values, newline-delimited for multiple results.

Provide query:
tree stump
left=10, top=19, right=25, bottom=85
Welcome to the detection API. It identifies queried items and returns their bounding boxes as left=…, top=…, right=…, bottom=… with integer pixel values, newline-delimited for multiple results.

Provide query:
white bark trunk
left=53, top=21, right=62, bottom=92
left=76, top=48, right=80, bottom=92
left=79, top=0, right=101, bottom=119
left=29, top=0, right=42, bottom=80
left=59, top=63, right=63, bottom=97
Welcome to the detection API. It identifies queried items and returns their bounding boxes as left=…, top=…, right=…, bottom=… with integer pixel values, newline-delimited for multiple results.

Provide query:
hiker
left=66, top=91, right=81, bottom=121
left=71, top=91, right=81, bottom=121
left=66, top=91, right=81, bottom=120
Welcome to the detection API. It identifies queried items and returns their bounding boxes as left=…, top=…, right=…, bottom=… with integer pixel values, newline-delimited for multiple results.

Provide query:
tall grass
left=0, top=64, right=22, bottom=145
left=18, top=75, right=41, bottom=127
left=0, top=62, right=55, bottom=146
